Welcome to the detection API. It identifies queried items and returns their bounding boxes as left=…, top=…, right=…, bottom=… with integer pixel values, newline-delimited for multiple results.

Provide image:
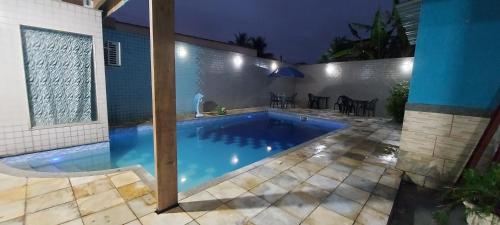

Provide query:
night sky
left=111, top=0, right=392, bottom=64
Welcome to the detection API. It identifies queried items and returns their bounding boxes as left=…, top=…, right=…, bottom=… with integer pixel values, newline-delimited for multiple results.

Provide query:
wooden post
left=149, top=0, right=178, bottom=212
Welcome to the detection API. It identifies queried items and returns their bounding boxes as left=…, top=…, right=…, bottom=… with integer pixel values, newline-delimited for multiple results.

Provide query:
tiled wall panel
left=0, top=0, right=108, bottom=157
left=295, top=58, right=413, bottom=116
left=104, top=29, right=295, bottom=124
left=396, top=110, right=497, bottom=188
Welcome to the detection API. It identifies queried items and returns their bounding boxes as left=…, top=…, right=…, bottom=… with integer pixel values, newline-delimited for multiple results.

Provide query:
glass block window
left=21, top=26, right=96, bottom=127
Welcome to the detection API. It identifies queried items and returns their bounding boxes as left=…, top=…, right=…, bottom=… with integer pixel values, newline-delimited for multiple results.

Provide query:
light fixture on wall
left=401, top=60, right=413, bottom=73
left=270, top=62, right=278, bottom=71
left=231, top=154, right=239, bottom=165
left=177, top=46, right=188, bottom=58
left=233, top=55, right=243, bottom=68
left=325, top=63, right=339, bottom=77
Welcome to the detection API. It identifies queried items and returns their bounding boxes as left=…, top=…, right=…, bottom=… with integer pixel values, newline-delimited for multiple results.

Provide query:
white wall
left=0, top=0, right=108, bottom=156
left=295, top=58, right=414, bottom=116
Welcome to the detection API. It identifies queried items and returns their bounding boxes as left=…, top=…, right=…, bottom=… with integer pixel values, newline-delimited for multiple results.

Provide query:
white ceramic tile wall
left=0, top=0, right=109, bottom=156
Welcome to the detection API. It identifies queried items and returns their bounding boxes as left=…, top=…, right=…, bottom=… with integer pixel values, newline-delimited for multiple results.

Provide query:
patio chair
left=333, top=95, right=348, bottom=112
left=308, top=93, right=319, bottom=109
left=365, top=98, right=378, bottom=116
left=269, top=92, right=281, bottom=108
left=285, top=93, right=297, bottom=108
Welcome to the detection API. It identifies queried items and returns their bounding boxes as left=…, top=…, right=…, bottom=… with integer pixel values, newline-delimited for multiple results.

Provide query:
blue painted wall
left=103, top=28, right=295, bottom=124
left=408, top=0, right=500, bottom=110
left=104, top=29, right=152, bottom=123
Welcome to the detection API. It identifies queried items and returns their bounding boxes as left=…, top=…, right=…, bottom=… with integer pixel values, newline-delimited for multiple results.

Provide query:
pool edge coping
left=0, top=109, right=352, bottom=198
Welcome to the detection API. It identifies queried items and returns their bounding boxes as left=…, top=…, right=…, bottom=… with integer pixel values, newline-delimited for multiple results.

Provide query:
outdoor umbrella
left=269, top=67, right=305, bottom=78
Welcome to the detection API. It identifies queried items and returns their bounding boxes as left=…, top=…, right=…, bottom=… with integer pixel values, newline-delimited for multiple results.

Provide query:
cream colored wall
left=396, top=110, right=497, bottom=188
left=0, top=0, right=109, bottom=156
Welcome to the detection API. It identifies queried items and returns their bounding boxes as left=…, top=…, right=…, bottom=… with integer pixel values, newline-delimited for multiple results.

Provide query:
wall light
left=177, top=46, right=188, bottom=58
left=270, top=62, right=278, bottom=71
left=231, top=155, right=239, bottom=165
left=325, top=63, right=339, bottom=77
left=401, top=60, right=413, bottom=73
left=233, top=55, right=243, bottom=68
left=266, top=146, right=272, bottom=152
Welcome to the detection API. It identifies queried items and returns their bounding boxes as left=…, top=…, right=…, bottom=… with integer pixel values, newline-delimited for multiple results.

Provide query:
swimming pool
left=2, top=111, right=346, bottom=191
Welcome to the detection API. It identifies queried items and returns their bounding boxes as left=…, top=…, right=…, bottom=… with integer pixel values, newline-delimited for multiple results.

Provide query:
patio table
left=353, top=100, right=369, bottom=116
left=309, top=96, right=329, bottom=109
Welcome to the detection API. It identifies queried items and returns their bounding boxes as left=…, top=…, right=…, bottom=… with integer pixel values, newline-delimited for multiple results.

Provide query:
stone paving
left=0, top=108, right=402, bottom=225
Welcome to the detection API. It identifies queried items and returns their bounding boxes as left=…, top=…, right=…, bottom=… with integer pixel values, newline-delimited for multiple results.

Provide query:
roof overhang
left=93, top=0, right=129, bottom=17
left=396, top=0, right=422, bottom=45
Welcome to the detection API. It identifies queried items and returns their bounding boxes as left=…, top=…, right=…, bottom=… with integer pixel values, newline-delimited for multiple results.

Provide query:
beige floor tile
left=27, top=187, right=74, bottom=213
left=378, top=175, right=401, bottom=189
left=230, top=173, right=264, bottom=190
left=275, top=192, right=319, bottom=220
left=109, top=171, right=141, bottom=188
left=334, top=183, right=370, bottom=205
left=25, top=201, right=79, bottom=225
left=186, top=220, right=200, bottom=225
left=372, top=184, right=397, bottom=201
left=351, top=169, right=381, bottom=183
left=27, top=178, right=70, bottom=198
left=81, top=203, right=136, bottom=225
left=226, top=192, right=270, bottom=218
left=358, top=164, right=385, bottom=175
left=196, top=205, right=247, bottom=225
left=282, top=166, right=315, bottom=181
left=317, top=167, right=350, bottom=182
left=355, top=206, right=389, bottom=225
left=179, top=191, right=222, bottom=219
left=127, top=193, right=157, bottom=217
left=249, top=206, right=300, bottom=225
left=265, top=159, right=295, bottom=172
left=249, top=181, right=288, bottom=204
left=249, top=165, right=280, bottom=180
left=292, top=183, right=330, bottom=201
left=0, top=186, right=26, bottom=204
left=0, top=177, right=26, bottom=193
left=206, top=181, right=246, bottom=202
left=343, top=175, right=377, bottom=193
left=302, top=206, right=354, bottom=225
left=118, top=181, right=151, bottom=201
left=77, top=189, right=125, bottom=216
left=306, top=175, right=340, bottom=192
left=72, top=178, right=114, bottom=199
left=123, top=220, right=141, bottom=225
left=365, top=195, right=393, bottom=215
left=295, top=160, right=324, bottom=173
left=61, top=218, right=84, bottom=225
left=0, top=200, right=25, bottom=223
left=0, top=217, right=23, bottom=225
left=268, top=174, right=301, bottom=190
left=70, top=175, right=107, bottom=187
left=321, top=194, right=362, bottom=220
left=140, top=207, right=192, bottom=225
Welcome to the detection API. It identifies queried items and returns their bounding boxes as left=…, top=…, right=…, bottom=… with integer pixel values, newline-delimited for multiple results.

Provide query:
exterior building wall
left=0, top=0, right=109, bottom=157
left=104, top=28, right=294, bottom=124
left=397, top=0, right=500, bottom=188
left=295, top=58, right=414, bottom=116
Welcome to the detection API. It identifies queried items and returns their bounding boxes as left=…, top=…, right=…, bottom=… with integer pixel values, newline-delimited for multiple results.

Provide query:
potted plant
left=386, top=81, right=409, bottom=123
left=216, top=106, right=227, bottom=115
left=434, top=164, right=500, bottom=225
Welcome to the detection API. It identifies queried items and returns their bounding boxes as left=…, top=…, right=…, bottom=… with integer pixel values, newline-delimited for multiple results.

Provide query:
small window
left=104, top=41, right=121, bottom=67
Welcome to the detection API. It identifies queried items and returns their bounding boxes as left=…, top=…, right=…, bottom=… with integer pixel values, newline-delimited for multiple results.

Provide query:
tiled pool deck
left=0, top=108, right=402, bottom=225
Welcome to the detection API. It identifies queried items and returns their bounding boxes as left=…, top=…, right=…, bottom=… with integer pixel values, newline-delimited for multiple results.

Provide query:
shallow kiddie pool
left=2, top=111, right=346, bottom=191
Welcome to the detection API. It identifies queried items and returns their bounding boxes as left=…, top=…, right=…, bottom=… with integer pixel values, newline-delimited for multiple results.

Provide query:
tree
left=250, top=36, right=268, bottom=58
left=318, top=0, right=415, bottom=63
left=229, top=33, right=275, bottom=59
left=229, top=32, right=251, bottom=47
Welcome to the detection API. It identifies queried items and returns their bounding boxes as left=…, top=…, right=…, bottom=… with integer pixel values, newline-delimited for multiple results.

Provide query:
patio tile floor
left=0, top=108, right=402, bottom=225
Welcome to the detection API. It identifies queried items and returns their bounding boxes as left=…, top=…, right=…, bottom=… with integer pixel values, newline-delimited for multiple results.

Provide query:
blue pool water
left=2, top=112, right=345, bottom=191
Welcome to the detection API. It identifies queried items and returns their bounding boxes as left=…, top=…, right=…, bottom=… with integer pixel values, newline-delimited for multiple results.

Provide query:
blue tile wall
left=103, top=28, right=295, bottom=124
